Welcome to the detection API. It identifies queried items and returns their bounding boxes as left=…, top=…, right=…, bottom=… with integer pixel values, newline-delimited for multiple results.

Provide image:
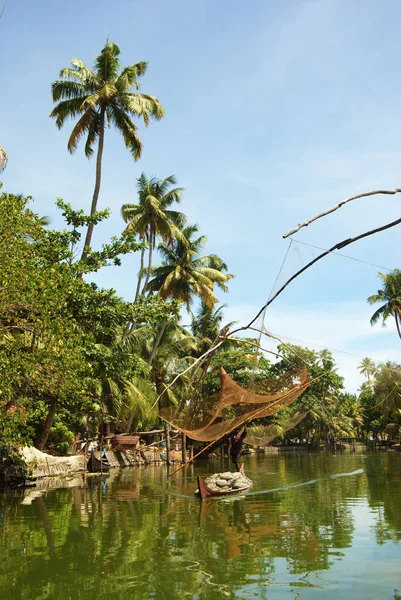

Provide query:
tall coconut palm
left=50, top=41, right=164, bottom=261
left=358, top=357, right=377, bottom=381
left=0, top=144, right=7, bottom=173
left=367, top=270, right=401, bottom=339
left=147, top=224, right=234, bottom=310
left=121, top=173, right=186, bottom=300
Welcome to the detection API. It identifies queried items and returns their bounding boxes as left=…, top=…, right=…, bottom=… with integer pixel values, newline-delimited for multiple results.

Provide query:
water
left=1, top=452, right=401, bottom=600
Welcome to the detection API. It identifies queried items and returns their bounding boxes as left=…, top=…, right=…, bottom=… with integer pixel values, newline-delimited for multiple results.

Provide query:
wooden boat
left=87, top=449, right=111, bottom=473
left=196, top=475, right=252, bottom=500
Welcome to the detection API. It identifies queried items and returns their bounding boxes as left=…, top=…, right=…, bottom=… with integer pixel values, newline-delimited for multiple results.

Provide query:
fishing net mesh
left=158, top=367, right=310, bottom=443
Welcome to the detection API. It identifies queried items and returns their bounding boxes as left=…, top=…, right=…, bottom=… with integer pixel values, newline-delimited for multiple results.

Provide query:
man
left=229, top=423, right=247, bottom=473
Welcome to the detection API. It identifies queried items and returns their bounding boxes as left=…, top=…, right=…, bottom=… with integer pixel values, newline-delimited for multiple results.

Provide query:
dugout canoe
left=195, top=475, right=252, bottom=500
left=87, top=449, right=111, bottom=473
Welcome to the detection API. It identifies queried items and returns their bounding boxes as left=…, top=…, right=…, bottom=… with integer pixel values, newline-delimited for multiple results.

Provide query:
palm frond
left=117, top=93, right=164, bottom=125
left=84, top=112, right=101, bottom=158
left=108, top=104, right=143, bottom=160
left=95, top=42, right=121, bottom=82
left=67, top=108, right=97, bottom=154
left=115, top=62, right=148, bottom=92
left=51, top=80, right=89, bottom=101
left=49, top=97, right=88, bottom=128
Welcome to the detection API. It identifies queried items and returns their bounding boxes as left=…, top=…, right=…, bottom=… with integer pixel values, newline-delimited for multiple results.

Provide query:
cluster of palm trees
left=47, top=41, right=237, bottom=436
left=50, top=41, right=233, bottom=313
left=15, top=40, right=401, bottom=441
left=358, top=357, right=401, bottom=440
left=121, top=174, right=232, bottom=309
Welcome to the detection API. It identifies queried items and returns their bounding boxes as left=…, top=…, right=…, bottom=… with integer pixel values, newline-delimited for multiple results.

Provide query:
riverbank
left=19, top=445, right=183, bottom=480
left=10, top=441, right=392, bottom=485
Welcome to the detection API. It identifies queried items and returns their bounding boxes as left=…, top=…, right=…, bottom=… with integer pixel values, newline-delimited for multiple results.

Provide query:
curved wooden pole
left=284, top=188, right=401, bottom=238
left=230, top=214, right=401, bottom=337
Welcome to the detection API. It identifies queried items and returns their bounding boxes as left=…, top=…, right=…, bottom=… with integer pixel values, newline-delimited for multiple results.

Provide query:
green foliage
left=0, top=187, right=174, bottom=450
left=204, top=345, right=273, bottom=395
left=147, top=223, right=234, bottom=309
left=47, top=420, right=75, bottom=455
left=368, top=270, right=401, bottom=339
left=50, top=42, right=164, bottom=160
left=121, top=173, right=187, bottom=299
left=272, top=345, right=347, bottom=445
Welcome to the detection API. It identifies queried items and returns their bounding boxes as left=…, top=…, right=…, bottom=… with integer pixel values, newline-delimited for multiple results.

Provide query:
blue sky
left=1, top=0, right=401, bottom=390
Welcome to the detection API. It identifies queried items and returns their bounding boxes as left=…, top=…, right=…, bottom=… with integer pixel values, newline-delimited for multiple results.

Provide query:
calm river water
left=1, top=452, right=400, bottom=600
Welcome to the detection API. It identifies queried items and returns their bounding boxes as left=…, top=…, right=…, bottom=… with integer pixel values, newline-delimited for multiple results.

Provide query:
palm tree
left=367, top=270, right=401, bottom=339
left=358, top=357, right=377, bottom=381
left=0, top=143, right=7, bottom=173
left=147, top=224, right=234, bottom=309
left=191, top=300, right=225, bottom=343
left=374, top=361, right=401, bottom=417
left=191, top=300, right=236, bottom=357
left=121, top=174, right=186, bottom=300
left=50, top=41, right=164, bottom=261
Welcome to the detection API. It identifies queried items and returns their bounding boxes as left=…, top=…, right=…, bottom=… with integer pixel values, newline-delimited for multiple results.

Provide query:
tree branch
left=230, top=214, right=401, bottom=338
left=283, top=188, right=401, bottom=238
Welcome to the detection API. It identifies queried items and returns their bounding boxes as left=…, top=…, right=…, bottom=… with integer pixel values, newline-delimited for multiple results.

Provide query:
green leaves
left=50, top=42, right=164, bottom=161
left=147, top=223, right=234, bottom=309
left=0, top=188, right=177, bottom=448
left=367, top=270, right=401, bottom=338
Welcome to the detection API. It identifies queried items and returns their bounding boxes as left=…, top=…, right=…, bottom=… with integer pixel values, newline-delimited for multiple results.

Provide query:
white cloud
left=223, top=300, right=399, bottom=393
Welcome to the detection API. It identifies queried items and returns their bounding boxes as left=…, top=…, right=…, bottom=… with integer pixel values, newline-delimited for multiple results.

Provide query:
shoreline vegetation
left=2, top=439, right=399, bottom=490
left=1, top=42, right=401, bottom=489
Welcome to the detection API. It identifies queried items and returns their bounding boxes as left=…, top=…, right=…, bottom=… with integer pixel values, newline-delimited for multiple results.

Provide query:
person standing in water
left=229, top=423, right=247, bottom=473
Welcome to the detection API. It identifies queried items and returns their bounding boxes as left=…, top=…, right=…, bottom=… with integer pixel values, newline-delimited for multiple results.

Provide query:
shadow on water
left=0, top=454, right=400, bottom=599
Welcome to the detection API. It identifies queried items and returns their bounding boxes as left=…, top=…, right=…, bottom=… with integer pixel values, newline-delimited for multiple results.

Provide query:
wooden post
left=164, top=422, right=171, bottom=465
left=181, top=432, right=186, bottom=463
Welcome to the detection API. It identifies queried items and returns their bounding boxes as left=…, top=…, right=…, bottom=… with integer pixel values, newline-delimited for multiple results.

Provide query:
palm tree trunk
left=148, top=319, right=167, bottom=366
left=35, top=402, right=57, bottom=451
left=395, top=311, right=401, bottom=339
left=135, top=247, right=146, bottom=301
left=80, top=107, right=106, bottom=263
left=141, top=229, right=154, bottom=295
left=125, top=413, right=134, bottom=434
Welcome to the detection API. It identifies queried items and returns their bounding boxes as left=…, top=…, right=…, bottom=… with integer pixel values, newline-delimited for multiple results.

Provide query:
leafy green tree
left=0, top=187, right=174, bottom=451
left=50, top=41, right=164, bottom=260
left=273, top=345, right=345, bottom=447
left=337, top=392, right=362, bottom=435
left=359, top=384, right=385, bottom=441
left=203, top=345, right=273, bottom=395
left=373, top=362, right=401, bottom=418
left=0, top=190, right=95, bottom=450
left=121, top=173, right=186, bottom=299
left=147, top=224, right=233, bottom=309
left=367, top=270, right=401, bottom=339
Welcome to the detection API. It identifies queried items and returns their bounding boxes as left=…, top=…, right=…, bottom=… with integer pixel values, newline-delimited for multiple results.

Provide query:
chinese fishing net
left=158, top=367, right=310, bottom=443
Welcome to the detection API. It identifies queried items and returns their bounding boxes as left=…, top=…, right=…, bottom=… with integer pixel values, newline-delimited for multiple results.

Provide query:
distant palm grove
left=1, top=42, right=401, bottom=457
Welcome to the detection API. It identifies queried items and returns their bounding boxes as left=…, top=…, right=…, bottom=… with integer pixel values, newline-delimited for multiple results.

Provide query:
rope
left=289, top=238, right=393, bottom=272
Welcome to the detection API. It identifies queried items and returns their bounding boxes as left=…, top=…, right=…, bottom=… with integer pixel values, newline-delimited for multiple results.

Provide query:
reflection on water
left=1, top=453, right=401, bottom=599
